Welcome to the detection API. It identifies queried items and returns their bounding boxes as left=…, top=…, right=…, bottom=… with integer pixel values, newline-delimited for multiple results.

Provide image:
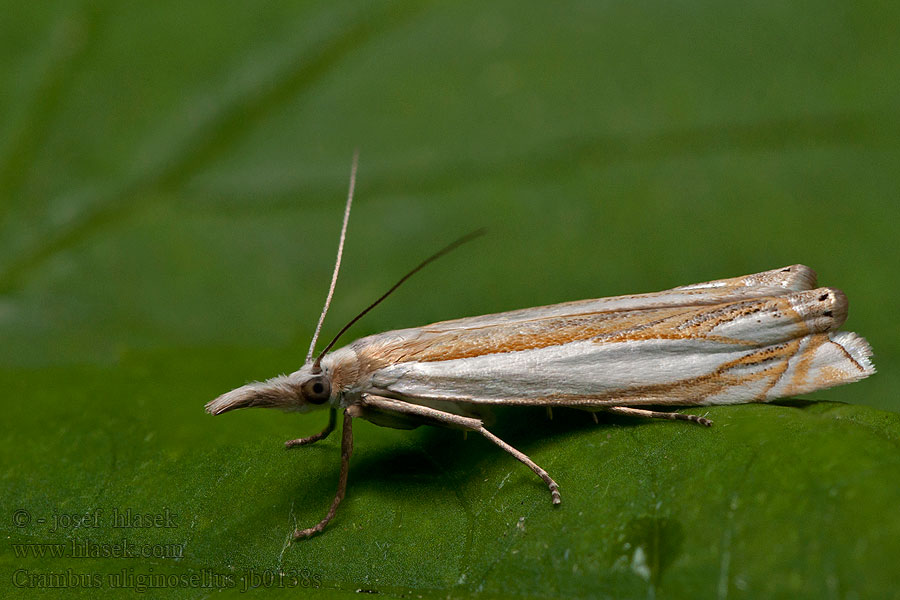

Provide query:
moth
left=206, top=156, right=875, bottom=538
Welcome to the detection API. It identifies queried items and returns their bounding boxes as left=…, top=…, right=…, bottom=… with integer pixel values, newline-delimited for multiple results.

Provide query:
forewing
left=418, top=264, right=818, bottom=332
left=352, top=274, right=873, bottom=406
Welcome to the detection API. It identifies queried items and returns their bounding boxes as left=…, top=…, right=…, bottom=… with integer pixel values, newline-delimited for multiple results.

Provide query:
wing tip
left=830, top=331, right=876, bottom=378
left=673, top=264, right=818, bottom=292
left=778, top=264, right=818, bottom=290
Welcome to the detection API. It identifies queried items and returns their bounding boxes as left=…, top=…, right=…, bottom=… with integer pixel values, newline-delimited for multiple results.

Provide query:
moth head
left=205, top=363, right=333, bottom=415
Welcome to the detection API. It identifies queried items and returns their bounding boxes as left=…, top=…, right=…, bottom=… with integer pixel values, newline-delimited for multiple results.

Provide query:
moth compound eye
left=302, top=377, right=331, bottom=405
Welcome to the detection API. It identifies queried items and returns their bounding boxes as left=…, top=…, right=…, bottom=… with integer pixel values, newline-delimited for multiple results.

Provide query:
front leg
left=360, top=395, right=561, bottom=505
left=286, top=408, right=337, bottom=448
left=293, top=408, right=355, bottom=539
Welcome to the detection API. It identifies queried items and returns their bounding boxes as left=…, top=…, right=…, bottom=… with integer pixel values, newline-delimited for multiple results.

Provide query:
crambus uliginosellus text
left=206, top=156, right=875, bottom=538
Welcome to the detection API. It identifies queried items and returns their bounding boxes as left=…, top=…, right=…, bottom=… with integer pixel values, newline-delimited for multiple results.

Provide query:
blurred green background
left=2, top=1, right=899, bottom=598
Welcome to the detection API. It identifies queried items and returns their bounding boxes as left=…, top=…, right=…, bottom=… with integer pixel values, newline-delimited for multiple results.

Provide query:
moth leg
left=608, top=406, right=712, bottom=427
left=285, top=408, right=337, bottom=448
left=477, top=426, right=561, bottom=504
left=293, top=409, right=355, bottom=539
left=360, top=395, right=561, bottom=505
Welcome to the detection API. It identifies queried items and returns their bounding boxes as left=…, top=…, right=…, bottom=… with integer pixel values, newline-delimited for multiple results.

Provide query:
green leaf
left=5, top=357, right=900, bottom=597
left=2, top=1, right=898, bottom=598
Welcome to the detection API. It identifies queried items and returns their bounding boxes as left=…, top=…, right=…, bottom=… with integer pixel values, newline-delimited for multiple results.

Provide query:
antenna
left=306, top=150, right=358, bottom=368
left=313, top=228, right=485, bottom=369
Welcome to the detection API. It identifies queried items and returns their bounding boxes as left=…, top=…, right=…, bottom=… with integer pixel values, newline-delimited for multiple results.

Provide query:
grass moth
left=206, top=156, right=875, bottom=538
